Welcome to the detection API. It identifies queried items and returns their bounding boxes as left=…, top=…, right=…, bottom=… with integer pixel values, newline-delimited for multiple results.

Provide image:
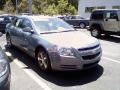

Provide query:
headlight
left=48, top=45, right=74, bottom=56
left=0, top=60, right=8, bottom=77
left=58, top=47, right=74, bottom=56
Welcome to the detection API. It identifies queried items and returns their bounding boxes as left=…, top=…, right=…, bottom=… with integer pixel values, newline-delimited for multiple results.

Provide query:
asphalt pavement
left=0, top=29, right=120, bottom=90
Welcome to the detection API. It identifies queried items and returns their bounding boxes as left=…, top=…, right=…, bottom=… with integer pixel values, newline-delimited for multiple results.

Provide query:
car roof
left=93, top=9, right=120, bottom=12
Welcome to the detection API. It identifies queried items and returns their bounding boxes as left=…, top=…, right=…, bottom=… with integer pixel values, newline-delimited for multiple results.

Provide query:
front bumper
left=49, top=44, right=102, bottom=71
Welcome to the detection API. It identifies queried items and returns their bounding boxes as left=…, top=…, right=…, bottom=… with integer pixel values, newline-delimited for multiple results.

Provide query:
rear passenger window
left=91, top=11, right=104, bottom=20
left=106, top=12, right=118, bottom=19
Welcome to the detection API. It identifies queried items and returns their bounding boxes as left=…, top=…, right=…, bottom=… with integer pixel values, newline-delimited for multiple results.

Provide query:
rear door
left=104, top=11, right=119, bottom=32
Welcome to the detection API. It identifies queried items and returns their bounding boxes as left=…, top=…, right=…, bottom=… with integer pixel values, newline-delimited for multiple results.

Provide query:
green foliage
left=56, top=0, right=77, bottom=15
left=69, top=0, right=78, bottom=10
left=0, top=0, right=6, bottom=9
left=32, top=0, right=46, bottom=14
left=18, top=0, right=28, bottom=13
left=43, top=4, right=58, bottom=15
left=4, top=0, right=14, bottom=13
left=57, top=0, right=68, bottom=15
left=66, top=4, right=77, bottom=15
left=0, top=0, right=78, bottom=15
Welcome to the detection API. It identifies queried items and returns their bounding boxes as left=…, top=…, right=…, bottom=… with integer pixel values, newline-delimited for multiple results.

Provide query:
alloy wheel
left=37, top=50, right=50, bottom=71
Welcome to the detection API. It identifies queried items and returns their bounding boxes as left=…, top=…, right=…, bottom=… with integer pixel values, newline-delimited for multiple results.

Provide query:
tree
left=18, top=0, right=28, bottom=13
left=32, top=0, right=46, bottom=14
left=43, top=4, right=58, bottom=15
left=4, top=0, right=14, bottom=13
left=0, top=0, right=6, bottom=9
left=69, top=0, right=78, bottom=10
left=57, top=0, right=77, bottom=15
left=1, top=0, right=78, bottom=15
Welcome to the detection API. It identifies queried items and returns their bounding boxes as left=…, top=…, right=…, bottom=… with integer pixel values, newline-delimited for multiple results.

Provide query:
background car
left=0, top=14, right=16, bottom=33
left=0, top=32, right=11, bottom=90
left=6, top=15, right=101, bottom=71
left=58, top=15, right=89, bottom=28
left=89, top=9, right=120, bottom=38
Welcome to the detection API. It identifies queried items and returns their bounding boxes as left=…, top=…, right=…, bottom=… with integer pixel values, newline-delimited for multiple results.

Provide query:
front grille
left=78, top=44, right=99, bottom=51
left=82, top=52, right=100, bottom=60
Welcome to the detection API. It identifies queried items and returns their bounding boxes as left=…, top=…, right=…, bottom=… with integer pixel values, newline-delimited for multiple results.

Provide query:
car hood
left=41, top=31, right=99, bottom=49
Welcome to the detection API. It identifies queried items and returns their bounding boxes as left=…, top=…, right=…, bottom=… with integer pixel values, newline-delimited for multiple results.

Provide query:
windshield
left=34, top=17, right=75, bottom=33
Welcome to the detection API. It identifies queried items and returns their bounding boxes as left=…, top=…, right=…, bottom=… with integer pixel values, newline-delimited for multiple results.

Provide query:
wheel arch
left=35, top=45, right=49, bottom=59
left=35, top=45, right=52, bottom=71
left=90, top=23, right=104, bottom=32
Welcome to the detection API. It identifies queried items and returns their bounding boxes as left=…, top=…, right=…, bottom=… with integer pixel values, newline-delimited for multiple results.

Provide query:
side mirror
left=0, top=32, right=3, bottom=37
left=23, top=27, right=34, bottom=33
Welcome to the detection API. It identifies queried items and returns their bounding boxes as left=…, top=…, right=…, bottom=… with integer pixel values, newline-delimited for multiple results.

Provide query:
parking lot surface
left=0, top=29, right=120, bottom=90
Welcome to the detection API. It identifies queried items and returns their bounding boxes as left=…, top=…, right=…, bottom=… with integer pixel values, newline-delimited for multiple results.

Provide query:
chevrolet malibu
left=5, top=15, right=102, bottom=71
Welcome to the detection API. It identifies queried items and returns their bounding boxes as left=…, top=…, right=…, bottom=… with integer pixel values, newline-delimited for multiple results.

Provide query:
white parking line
left=102, top=56, right=120, bottom=64
left=6, top=52, right=52, bottom=90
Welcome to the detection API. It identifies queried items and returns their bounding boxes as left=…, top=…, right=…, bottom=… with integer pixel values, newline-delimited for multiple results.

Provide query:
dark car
left=0, top=15, right=16, bottom=33
left=5, top=15, right=101, bottom=71
left=58, top=15, right=89, bottom=28
left=0, top=32, right=11, bottom=90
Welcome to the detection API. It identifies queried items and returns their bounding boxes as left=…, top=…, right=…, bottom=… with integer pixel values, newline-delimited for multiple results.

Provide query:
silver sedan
left=6, top=15, right=102, bottom=71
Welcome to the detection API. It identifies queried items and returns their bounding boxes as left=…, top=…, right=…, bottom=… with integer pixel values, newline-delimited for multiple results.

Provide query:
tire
left=90, top=27, right=101, bottom=38
left=36, top=49, right=51, bottom=71
left=6, top=34, right=12, bottom=48
left=79, top=22, right=86, bottom=29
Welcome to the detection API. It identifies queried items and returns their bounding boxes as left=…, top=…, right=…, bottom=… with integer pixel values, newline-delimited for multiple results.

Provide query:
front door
left=19, top=19, right=33, bottom=52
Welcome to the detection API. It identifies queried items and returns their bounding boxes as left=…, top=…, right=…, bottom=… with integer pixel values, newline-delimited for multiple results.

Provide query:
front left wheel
left=36, top=49, right=51, bottom=71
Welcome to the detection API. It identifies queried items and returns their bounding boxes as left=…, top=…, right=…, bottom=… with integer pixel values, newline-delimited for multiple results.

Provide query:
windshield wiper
left=40, top=29, right=77, bottom=34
